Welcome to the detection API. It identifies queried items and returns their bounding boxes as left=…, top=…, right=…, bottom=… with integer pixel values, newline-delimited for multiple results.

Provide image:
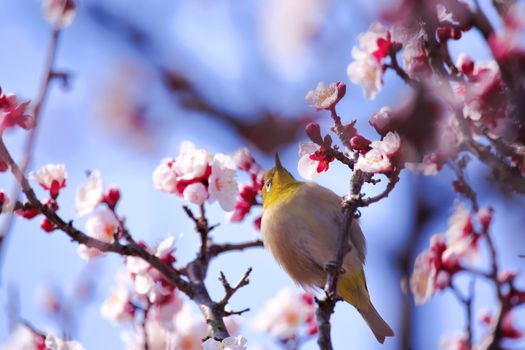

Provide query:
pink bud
left=104, top=187, right=121, bottom=209
left=301, top=293, right=314, bottom=305
left=49, top=179, right=61, bottom=199
left=0, top=160, right=9, bottom=173
left=308, top=323, right=318, bottom=335
left=40, top=218, right=55, bottom=233
left=350, top=135, right=371, bottom=154
left=253, top=216, right=262, bottom=231
left=0, top=191, right=7, bottom=205
left=498, top=270, right=517, bottom=284
left=16, top=208, right=40, bottom=219
left=437, top=27, right=450, bottom=41
left=335, top=82, right=346, bottom=102
left=305, top=122, right=323, bottom=144
left=477, top=207, right=493, bottom=231
left=478, top=309, right=492, bottom=325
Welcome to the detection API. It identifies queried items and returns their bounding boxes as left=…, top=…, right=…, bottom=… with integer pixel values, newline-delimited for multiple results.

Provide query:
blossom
left=396, top=26, right=432, bottom=79
left=171, top=304, right=208, bottom=350
left=436, top=4, right=454, bottom=23
left=42, top=0, right=76, bottom=28
left=369, top=106, right=392, bottom=135
left=305, top=82, right=346, bottom=110
left=439, top=333, right=468, bottom=350
left=442, top=204, right=479, bottom=263
left=182, top=182, right=208, bottom=205
left=410, top=235, right=451, bottom=305
left=354, top=132, right=400, bottom=173
left=232, top=147, right=260, bottom=173
left=203, top=336, right=248, bottom=350
left=297, top=141, right=334, bottom=180
left=501, top=311, right=524, bottom=339
left=0, top=92, right=34, bottom=132
left=101, top=288, right=134, bottom=323
left=356, top=22, right=391, bottom=61
left=121, top=320, right=175, bottom=350
left=77, top=209, right=119, bottom=260
left=406, top=153, right=443, bottom=176
left=347, top=47, right=383, bottom=100
left=75, top=170, right=104, bottom=216
left=29, top=164, right=67, bottom=198
left=0, top=324, right=39, bottom=350
left=208, top=153, right=239, bottom=211
left=45, top=335, right=85, bottom=350
left=152, top=158, right=179, bottom=194
left=251, top=288, right=315, bottom=339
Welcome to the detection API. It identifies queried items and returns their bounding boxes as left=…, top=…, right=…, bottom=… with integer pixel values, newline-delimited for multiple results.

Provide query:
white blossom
left=347, top=47, right=383, bottom=100
left=45, top=335, right=85, bottom=350
left=101, top=288, right=132, bottom=323
left=208, top=153, right=239, bottom=211
left=29, top=163, right=67, bottom=190
left=297, top=141, right=322, bottom=180
left=182, top=182, right=208, bottom=205
left=203, top=336, right=248, bottom=350
left=305, top=82, right=340, bottom=110
left=0, top=325, right=38, bottom=350
left=251, top=288, right=313, bottom=339
left=77, top=209, right=119, bottom=261
left=152, top=158, right=179, bottom=194
left=75, top=170, right=104, bottom=216
left=357, top=22, right=389, bottom=54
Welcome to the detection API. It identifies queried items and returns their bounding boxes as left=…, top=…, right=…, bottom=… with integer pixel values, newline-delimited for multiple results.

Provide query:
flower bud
left=477, top=207, right=493, bottom=231
left=40, top=218, right=55, bottom=233
left=350, top=135, right=371, bottom=154
left=305, top=122, right=323, bottom=144
left=104, top=187, right=121, bottom=209
left=0, top=160, right=9, bottom=173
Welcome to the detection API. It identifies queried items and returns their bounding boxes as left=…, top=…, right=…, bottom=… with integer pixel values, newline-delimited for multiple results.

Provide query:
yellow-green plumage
left=261, top=155, right=394, bottom=344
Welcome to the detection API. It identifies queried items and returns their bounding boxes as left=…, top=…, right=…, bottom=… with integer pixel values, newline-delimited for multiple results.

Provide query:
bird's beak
left=275, top=152, right=283, bottom=169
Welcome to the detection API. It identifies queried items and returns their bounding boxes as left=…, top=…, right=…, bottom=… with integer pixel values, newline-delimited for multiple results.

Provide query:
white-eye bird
left=260, top=154, right=394, bottom=344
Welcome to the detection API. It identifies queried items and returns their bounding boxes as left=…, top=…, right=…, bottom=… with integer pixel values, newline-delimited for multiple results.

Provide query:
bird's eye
left=265, top=180, right=272, bottom=192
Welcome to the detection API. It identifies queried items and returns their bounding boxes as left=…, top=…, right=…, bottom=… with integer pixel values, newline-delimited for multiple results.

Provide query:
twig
left=449, top=280, right=475, bottom=348
left=217, top=268, right=252, bottom=316
left=0, top=27, right=63, bottom=275
left=208, top=240, right=263, bottom=258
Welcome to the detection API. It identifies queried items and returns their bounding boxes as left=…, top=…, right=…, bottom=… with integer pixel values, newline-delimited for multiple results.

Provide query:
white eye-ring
left=265, top=180, right=272, bottom=192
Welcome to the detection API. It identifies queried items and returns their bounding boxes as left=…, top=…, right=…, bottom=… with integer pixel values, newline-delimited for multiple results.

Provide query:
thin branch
left=360, top=170, right=401, bottom=207
left=217, top=268, right=252, bottom=315
left=0, top=27, right=63, bottom=273
left=208, top=240, right=263, bottom=258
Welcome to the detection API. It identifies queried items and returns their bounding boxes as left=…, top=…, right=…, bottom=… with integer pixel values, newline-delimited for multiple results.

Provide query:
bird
left=260, top=154, right=394, bottom=344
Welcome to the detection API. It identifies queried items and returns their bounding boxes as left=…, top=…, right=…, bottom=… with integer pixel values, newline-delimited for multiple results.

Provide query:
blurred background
left=0, top=0, right=524, bottom=349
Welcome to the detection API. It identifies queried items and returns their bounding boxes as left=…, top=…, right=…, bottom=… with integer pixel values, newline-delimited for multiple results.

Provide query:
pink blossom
left=0, top=324, right=38, bottom=349
left=410, top=235, right=449, bottom=305
left=42, top=0, right=76, bottom=28
left=356, top=22, right=392, bottom=62
left=0, top=92, right=34, bottom=132
left=501, top=311, right=524, bottom=339
left=232, top=147, right=260, bottom=173
left=75, top=170, right=103, bottom=216
left=456, top=54, right=474, bottom=76
left=171, top=304, right=208, bottom=350
left=406, top=154, right=442, bottom=176
left=29, top=164, right=67, bottom=198
left=395, top=26, right=432, bottom=79
left=182, top=182, right=209, bottom=206
left=104, top=187, right=121, bottom=209
left=208, top=153, right=239, bottom=211
left=152, top=158, right=179, bottom=194
left=305, top=82, right=346, bottom=110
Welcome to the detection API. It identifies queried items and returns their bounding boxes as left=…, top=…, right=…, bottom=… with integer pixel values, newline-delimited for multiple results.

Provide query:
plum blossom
left=0, top=324, right=39, bottom=350
left=0, top=92, right=34, bottom=132
left=406, top=154, right=442, bottom=176
left=442, top=204, right=479, bottom=263
left=439, top=333, right=468, bottom=350
left=251, top=288, right=315, bottom=339
left=305, top=82, right=346, bottom=110
left=356, top=22, right=391, bottom=60
left=232, top=147, right=261, bottom=173
left=347, top=48, right=384, bottom=100
left=182, top=182, right=208, bottom=205
left=208, top=153, right=239, bottom=211
left=75, top=170, right=104, bottom=216
left=394, top=26, right=432, bottom=79
left=30, top=164, right=67, bottom=198
left=77, top=209, right=119, bottom=260
left=121, top=320, right=175, bottom=350
left=100, top=288, right=134, bottom=323
left=171, top=304, right=208, bottom=350
left=297, top=141, right=334, bottom=180
left=42, top=0, right=76, bottom=28
left=203, top=336, right=248, bottom=350
left=44, top=335, right=85, bottom=350
left=369, top=106, right=392, bottom=135
left=354, top=131, right=400, bottom=173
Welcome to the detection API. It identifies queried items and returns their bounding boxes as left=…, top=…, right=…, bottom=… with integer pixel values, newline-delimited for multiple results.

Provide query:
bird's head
left=261, top=153, right=298, bottom=209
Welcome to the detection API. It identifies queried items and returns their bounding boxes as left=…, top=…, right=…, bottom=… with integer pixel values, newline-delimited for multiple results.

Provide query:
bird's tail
left=337, top=270, right=394, bottom=344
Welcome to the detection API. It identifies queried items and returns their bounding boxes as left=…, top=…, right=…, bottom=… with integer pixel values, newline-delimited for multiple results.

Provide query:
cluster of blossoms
left=299, top=81, right=402, bottom=179
left=0, top=324, right=85, bottom=350
left=152, top=141, right=239, bottom=211
left=227, top=148, right=264, bottom=228
left=251, top=288, right=317, bottom=345
left=411, top=204, right=524, bottom=346
left=99, top=235, right=247, bottom=350
left=410, top=203, right=484, bottom=304
left=347, top=22, right=394, bottom=100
